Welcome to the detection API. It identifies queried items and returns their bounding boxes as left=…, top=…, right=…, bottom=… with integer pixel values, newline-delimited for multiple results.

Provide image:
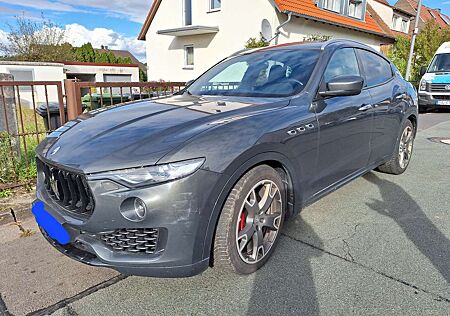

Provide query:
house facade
left=368, top=0, right=413, bottom=37
left=139, top=0, right=395, bottom=82
left=393, top=0, right=450, bottom=33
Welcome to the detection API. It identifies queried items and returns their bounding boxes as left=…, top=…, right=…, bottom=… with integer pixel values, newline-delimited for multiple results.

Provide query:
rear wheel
left=377, top=120, right=415, bottom=175
left=213, top=165, right=286, bottom=274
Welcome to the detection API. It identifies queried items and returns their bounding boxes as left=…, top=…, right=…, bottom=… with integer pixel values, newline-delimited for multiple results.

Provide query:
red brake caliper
left=239, top=211, right=246, bottom=231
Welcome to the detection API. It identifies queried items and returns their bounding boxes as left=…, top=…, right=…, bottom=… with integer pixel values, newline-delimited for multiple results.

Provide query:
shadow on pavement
left=364, top=172, right=450, bottom=285
left=246, top=216, right=323, bottom=316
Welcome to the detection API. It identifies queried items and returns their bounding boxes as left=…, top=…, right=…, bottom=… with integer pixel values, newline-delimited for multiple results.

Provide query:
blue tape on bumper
left=32, top=201, right=70, bottom=245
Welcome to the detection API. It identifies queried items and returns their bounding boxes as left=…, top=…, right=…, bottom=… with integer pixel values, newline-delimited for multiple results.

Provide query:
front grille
left=433, top=95, right=450, bottom=100
left=431, top=84, right=450, bottom=92
left=100, top=229, right=159, bottom=254
left=39, top=159, right=95, bottom=217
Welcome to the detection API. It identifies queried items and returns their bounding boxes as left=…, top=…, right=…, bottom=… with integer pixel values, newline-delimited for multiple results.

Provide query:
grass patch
left=1, top=107, right=47, bottom=192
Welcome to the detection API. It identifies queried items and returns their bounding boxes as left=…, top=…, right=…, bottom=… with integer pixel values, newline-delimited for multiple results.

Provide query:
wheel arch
left=407, top=113, right=418, bottom=137
left=203, top=151, right=303, bottom=265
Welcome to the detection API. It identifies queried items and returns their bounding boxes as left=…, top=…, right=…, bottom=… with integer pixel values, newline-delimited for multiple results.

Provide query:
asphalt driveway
left=2, top=113, right=449, bottom=316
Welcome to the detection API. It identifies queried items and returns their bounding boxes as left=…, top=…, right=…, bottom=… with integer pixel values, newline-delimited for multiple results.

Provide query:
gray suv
left=33, top=40, right=418, bottom=277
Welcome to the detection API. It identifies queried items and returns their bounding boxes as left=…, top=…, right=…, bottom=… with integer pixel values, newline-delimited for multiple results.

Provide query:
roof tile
left=273, top=0, right=389, bottom=37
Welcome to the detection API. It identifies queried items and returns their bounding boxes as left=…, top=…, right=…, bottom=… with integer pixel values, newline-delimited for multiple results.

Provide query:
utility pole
left=405, top=0, right=422, bottom=81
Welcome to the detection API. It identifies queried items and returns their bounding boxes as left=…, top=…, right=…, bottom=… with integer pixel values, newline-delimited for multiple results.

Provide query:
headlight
left=94, top=158, right=205, bottom=187
left=419, top=80, right=429, bottom=91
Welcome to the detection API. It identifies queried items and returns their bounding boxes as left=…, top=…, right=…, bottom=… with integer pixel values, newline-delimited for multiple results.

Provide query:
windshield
left=186, top=49, right=321, bottom=98
left=428, top=53, right=450, bottom=73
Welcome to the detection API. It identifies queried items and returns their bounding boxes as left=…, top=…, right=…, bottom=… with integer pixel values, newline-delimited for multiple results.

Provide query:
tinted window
left=428, top=53, right=450, bottom=73
left=358, top=50, right=393, bottom=86
left=324, top=48, right=360, bottom=82
left=187, top=49, right=321, bottom=97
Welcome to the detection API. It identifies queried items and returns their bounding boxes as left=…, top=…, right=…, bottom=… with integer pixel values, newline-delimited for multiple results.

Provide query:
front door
left=312, top=48, right=373, bottom=196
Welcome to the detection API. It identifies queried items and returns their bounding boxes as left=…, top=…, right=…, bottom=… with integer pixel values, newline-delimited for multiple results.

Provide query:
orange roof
left=138, top=0, right=393, bottom=40
left=272, top=0, right=390, bottom=38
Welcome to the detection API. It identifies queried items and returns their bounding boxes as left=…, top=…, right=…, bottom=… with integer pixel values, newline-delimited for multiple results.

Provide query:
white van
left=419, top=41, right=450, bottom=112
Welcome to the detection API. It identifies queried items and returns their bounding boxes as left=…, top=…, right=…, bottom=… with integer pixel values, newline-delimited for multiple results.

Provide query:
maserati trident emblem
left=49, top=173, right=60, bottom=200
left=50, top=146, right=61, bottom=156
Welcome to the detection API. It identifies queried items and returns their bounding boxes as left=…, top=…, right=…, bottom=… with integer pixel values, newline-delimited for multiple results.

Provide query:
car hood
left=37, top=94, right=289, bottom=173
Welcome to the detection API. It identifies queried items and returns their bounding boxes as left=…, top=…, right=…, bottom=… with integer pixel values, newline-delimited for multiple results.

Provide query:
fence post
left=0, top=73, right=19, bottom=153
left=64, top=79, right=82, bottom=120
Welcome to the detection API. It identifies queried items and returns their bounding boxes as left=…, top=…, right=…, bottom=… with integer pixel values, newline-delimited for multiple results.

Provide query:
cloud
left=0, top=0, right=152, bottom=23
left=0, top=24, right=146, bottom=62
left=0, top=0, right=80, bottom=13
left=64, top=24, right=146, bottom=62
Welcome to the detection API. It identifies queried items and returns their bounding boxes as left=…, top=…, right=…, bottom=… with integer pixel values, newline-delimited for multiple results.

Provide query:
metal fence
left=0, top=79, right=185, bottom=189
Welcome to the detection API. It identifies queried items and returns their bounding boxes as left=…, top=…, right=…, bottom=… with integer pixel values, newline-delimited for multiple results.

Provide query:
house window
left=185, top=45, right=194, bottom=68
left=320, top=0, right=365, bottom=20
left=348, top=0, right=363, bottom=19
left=210, top=0, right=221, bottom=11
left=183, top=0, right=192, bottom=26
left=401, top=19, right=408, bottom=33
left=392, top=15, right=399, bottom=29
left=322, top=0, right=342, bottom=13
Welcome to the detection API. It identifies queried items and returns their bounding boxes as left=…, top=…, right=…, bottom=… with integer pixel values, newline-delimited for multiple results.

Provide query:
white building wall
left=64, top=64, right=139, bottom=82
left=368, top=0, right=394, bottom=28
left=0, top=62, right=65, bottom=108
left=146, top=0, right=390, bottom=82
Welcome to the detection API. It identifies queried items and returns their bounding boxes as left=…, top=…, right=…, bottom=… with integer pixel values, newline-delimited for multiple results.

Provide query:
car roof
left=231, top=39, right=377, bottom=57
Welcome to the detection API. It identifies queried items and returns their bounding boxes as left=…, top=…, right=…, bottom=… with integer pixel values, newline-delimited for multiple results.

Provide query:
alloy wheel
left=398, top=125, right=414, bottom=169
left=235, top=180, right=283, bottom=264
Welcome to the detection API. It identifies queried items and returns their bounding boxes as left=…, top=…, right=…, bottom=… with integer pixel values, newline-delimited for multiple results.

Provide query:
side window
left=357, top=50, right=393, bottom=87
left=323, top=48, right=360, bottom=83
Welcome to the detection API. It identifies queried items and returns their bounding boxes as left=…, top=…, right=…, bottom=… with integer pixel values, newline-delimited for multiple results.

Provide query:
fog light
left=120, top=198, right=147, bottom=222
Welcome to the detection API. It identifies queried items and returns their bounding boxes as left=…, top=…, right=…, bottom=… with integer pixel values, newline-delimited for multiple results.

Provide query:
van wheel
left=377, top=120, right=415, bottom=175
left=213, top=165, right=286, bottom=274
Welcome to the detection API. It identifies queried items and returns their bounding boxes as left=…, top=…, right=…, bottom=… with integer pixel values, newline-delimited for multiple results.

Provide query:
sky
left=0, top=0, right=450, bottom=63
left=0, top=0, right=153, bottom=62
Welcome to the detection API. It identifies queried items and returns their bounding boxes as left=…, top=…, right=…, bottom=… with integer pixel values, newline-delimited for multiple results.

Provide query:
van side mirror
left=186, top=79, right=195, bottom=87
left=318, top=75, right=364, bottom=97
left=420, top=66, right=428, bottom=77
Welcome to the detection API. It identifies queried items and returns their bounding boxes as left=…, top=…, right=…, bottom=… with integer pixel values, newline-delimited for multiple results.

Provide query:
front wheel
left=377, top=120, right=415, bottom=175
left=213, top=165, right=286, bottom=274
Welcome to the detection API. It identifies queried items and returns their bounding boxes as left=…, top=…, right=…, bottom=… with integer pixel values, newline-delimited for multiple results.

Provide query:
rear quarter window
left=357, top=49, right=393, bottom=87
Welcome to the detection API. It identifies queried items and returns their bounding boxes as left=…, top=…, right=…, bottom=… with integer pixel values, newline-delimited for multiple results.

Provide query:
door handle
left=358, top=104, right=373, bottom=111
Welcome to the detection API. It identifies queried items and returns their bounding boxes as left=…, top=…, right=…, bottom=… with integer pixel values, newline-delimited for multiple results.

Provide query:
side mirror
left=420, top=66, right=428, bottom=77
left=186, top=79, right=195, bottom=87
left=319, top=75, right=364, bottom=97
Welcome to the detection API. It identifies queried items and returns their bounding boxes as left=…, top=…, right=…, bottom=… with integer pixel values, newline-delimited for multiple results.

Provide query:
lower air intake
left=100, top=228, right=159, bottom=254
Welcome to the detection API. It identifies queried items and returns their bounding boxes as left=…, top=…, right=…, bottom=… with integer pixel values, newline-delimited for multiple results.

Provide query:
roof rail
left=320, top=38, right=373, bottom=50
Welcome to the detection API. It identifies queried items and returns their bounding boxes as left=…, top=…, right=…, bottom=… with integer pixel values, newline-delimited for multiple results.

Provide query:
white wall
left=368, top=0, right=393, bottom=28
left=64, top=64, right=139, bottom=82
left=145, top=0, right=390, bottom=82
left=0, top=62, right=65, bottom=108
left=146, top=0, right=278, bottom=81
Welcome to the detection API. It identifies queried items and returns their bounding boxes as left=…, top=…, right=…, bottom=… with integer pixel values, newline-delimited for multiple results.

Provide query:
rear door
left=312, top=48, right=373, bottom=196
left=356, top=49, right=404, bottom=163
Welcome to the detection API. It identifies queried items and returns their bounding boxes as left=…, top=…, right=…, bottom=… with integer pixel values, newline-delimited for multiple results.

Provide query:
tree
left=389, top=20, right=450, bottom=82
left=0, top=15, right=74, bottom=62
left=245, top=37, right=269, bottom=49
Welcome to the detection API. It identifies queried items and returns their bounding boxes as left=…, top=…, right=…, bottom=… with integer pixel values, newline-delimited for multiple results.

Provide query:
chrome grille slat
left=100, top=229, right=159, bottom=254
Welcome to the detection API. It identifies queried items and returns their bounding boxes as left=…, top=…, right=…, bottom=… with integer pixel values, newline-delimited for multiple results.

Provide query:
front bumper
left=35, top=167, right=222, bottom=278
left=418, top=92, right=450, bottom=108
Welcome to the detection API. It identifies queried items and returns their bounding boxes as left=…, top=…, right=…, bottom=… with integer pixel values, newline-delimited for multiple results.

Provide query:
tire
left=419, top=105, right=430, bottom=114
left=377, top=120, right=415, bottom=175
left=213, top=165, right=286, bottom=274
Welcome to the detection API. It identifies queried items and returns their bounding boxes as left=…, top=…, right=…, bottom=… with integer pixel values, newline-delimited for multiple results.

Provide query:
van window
left=357, top=50, right=393, bottom=87
left=428, top=54, right=450, bottom=73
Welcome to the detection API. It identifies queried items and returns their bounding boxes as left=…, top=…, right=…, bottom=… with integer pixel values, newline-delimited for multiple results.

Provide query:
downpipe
left=268, top=12, right=293, bottom=45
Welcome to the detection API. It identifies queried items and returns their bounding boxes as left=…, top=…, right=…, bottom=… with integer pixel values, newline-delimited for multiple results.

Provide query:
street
left=1, top=112, right=449, bottom=316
